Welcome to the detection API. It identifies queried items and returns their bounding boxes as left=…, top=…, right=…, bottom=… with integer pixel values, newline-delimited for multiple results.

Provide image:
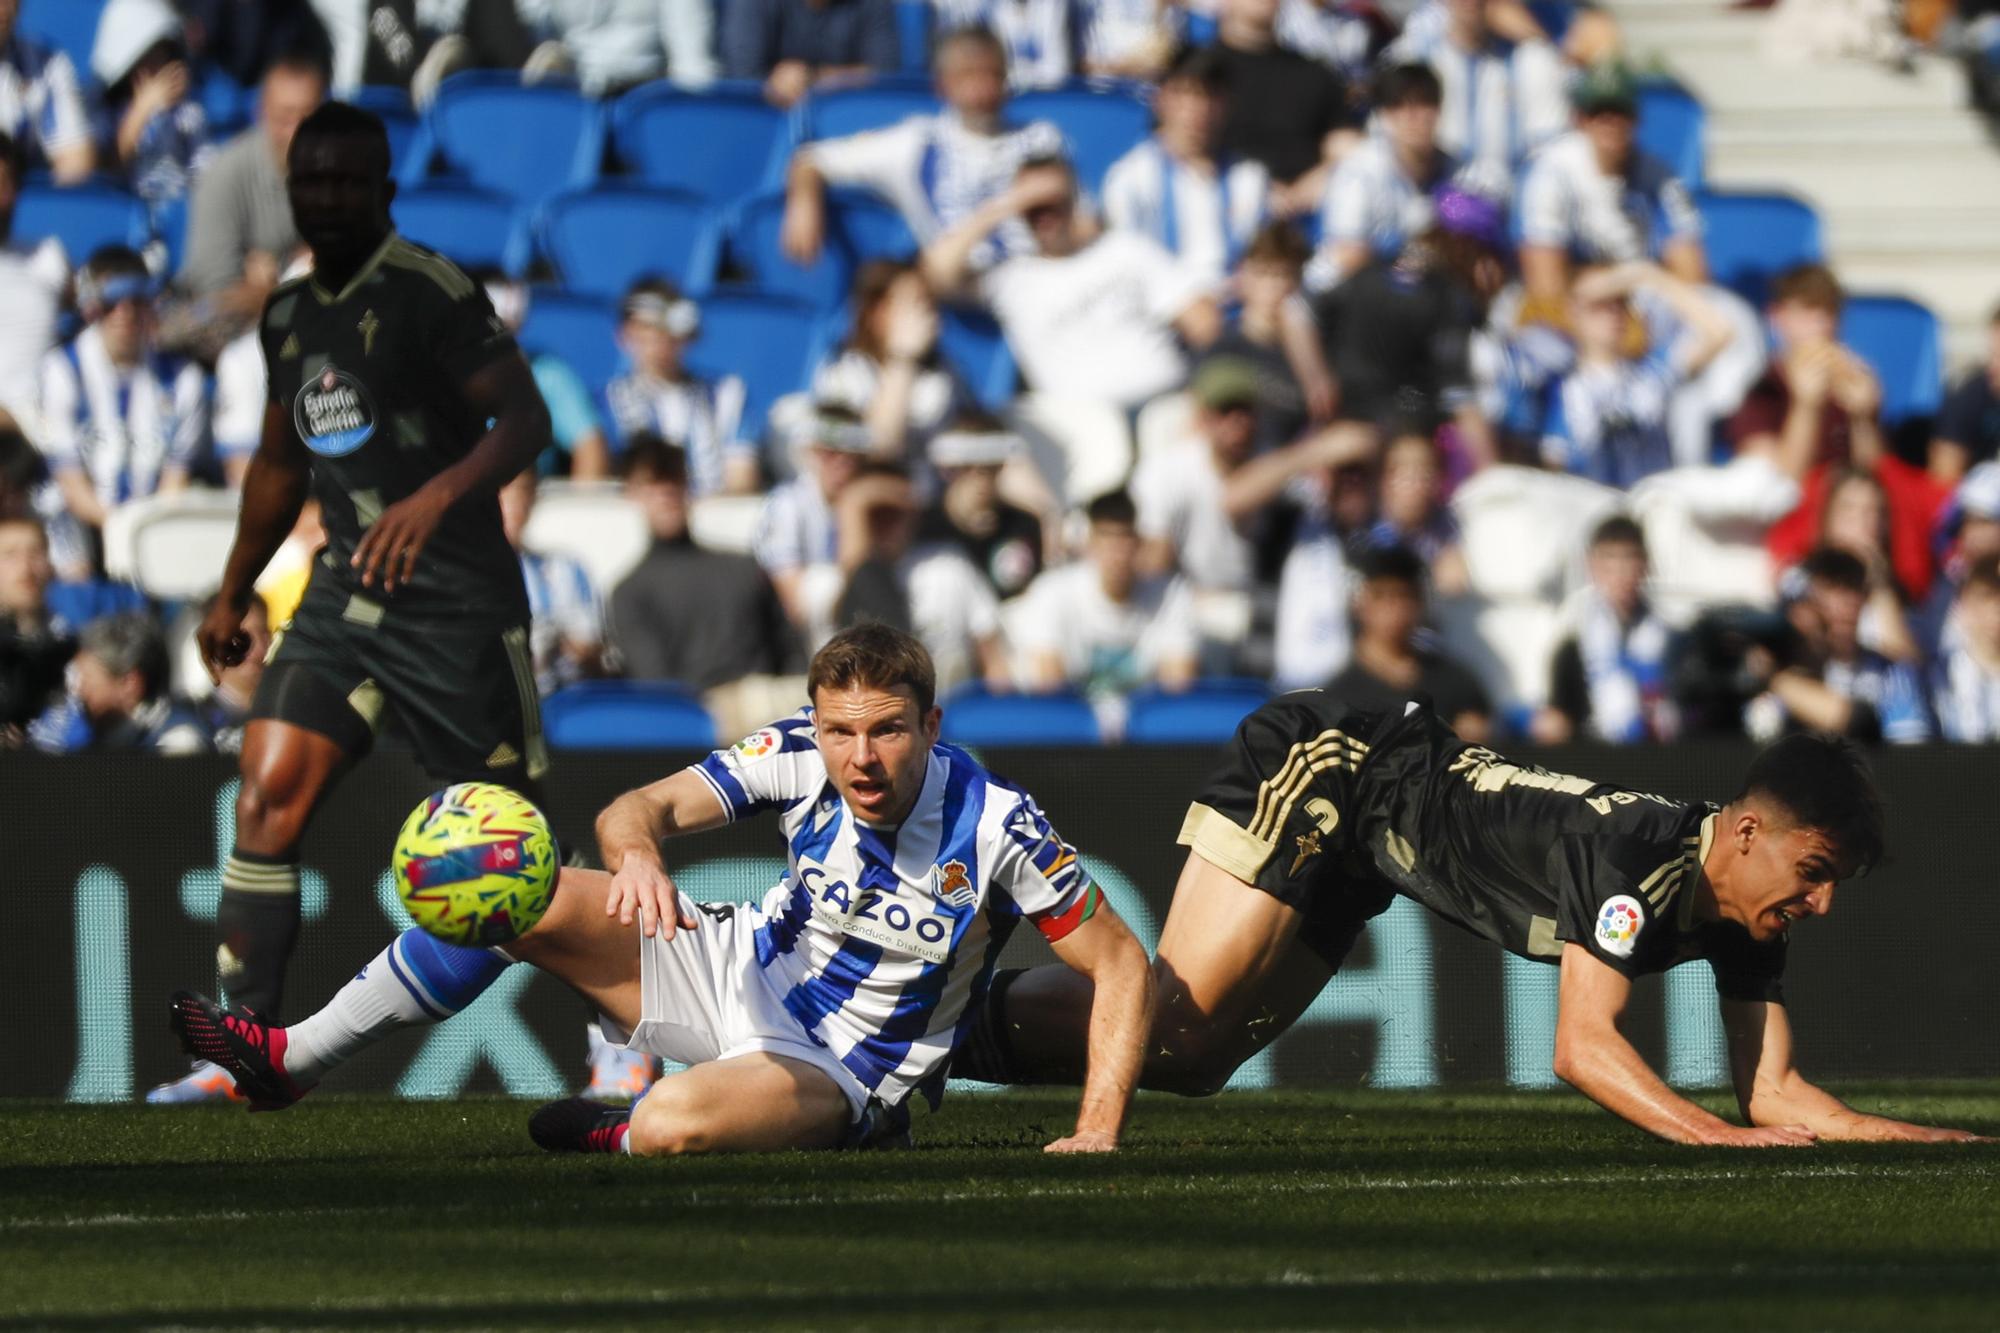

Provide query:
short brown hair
left=1964, top=552, right=2000, bottom=596
left=1243, top=220, right=1309, bottom=271
left=808, top=622, right=937, bottom=713
left=1771, top=263, right=1844, bottom=314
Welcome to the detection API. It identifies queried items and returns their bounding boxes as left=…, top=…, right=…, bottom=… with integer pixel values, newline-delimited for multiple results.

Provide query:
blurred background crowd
left=5, top=0, right=2000, bottom=754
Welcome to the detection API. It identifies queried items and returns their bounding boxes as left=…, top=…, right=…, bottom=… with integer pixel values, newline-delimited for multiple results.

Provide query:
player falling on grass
left=958, top=695, right=1988, bottom=1146
left=148, top=101, right=557, bottom=1104
left=170, top=624, right=1155, bottom=1154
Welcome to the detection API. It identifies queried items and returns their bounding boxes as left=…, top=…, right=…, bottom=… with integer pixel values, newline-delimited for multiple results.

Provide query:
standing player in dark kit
left=961, top=696, right=1990, bottom=1145
left=148, top=103, right=553, bottom=1102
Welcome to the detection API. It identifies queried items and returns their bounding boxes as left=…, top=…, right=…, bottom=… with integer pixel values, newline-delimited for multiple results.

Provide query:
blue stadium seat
left=1842, top=295, right=1944, bottom=426
left=17, top=0, right=104, bottom=74
left=11, top=183, right=149, bottom=262
left=728, top=189, right=915, bottom=307
left=938, top=306, right=1016, bottom=410
left=1695, top=190, right=1822, bottom=306
left=542, top=682, right=717, bottom=749
left=798, top=81, right=939, bottom=144
left=1010, top=83, right=1152, bottom=194
left=612, top=82, right=789, bottom=205
left=682, top=293, right=833, bottom=440
left=1123, top=680, right=1270, bottom=745
left=353, top=86, right=421, bottom=176
left=393, top=185, right=528, bottom=274
left=540, top=185, right=722, bottom=300
left=422, top=73, right=605, bottom=206
left=198, top=66, right=249, bottom=136
left=895, top=0, right=933, bottom=74
left=940, top=686, right=1102, bottom=746
left=518, top=288, right=622, bottom=394
left=1635, top=79, right=1704, bottom=191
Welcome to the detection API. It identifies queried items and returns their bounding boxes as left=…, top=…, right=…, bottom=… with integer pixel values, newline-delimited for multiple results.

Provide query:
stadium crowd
left=5, top=0, right=2000, bottom=754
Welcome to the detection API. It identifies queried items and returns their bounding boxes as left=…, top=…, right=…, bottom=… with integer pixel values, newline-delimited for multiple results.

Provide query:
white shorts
left=604, top=901, right=873, bottom=1123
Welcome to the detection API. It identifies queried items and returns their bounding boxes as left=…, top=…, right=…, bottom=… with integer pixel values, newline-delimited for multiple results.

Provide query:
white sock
left=282, top=942, right=439, bottom=1082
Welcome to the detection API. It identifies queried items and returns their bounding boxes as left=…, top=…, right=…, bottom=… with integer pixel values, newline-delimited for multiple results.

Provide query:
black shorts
left=251, top=568, right=546, bottom=790
left=1176, top=695, right=1402, bottom=968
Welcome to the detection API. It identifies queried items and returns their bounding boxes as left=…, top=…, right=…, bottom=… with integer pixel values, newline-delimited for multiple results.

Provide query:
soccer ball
left=393, top=783, right=558, bottom=946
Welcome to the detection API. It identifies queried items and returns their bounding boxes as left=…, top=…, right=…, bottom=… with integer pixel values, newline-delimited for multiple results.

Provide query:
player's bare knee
left=626, top=1086, right=720, bottom=1156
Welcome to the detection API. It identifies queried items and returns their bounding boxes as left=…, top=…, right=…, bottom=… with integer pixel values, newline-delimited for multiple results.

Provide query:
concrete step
left=1707, top=108, right=1991, bottom=149
left=1669, top=53, right=1967, bottom=112
left=1706, top=153, right=2000, bottom=208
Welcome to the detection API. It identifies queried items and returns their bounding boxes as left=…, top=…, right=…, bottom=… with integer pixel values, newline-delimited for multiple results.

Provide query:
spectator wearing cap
left=755, top=404, right=875, bottom=624
left=1324, top=543, right=1491, bottom=741
left=1743, top=545, right=1931, bottom=744
left=723, top=0, right=897, bottom=107
left=1209, top=0, right=1359, bottom=217
left=1538, top=260, right=1734, bottom=490
left=0, top=0, right=92, bottom=182
left=605, top=277, right=756, bottom=497
left=800, top=459, right=1010, bottom=691
left=480, top=269, right=611, bottom=480
left=611, top=436, right=803, bottom=723
left=935, top=0, right=1080, bottom=89
left=178, top=48, right=326, bottom=328
left=1932, top=553, right=2000, bottom=742
left=37, top=247, right=208, bottom=573
left=0, top=129, right=66, bottom=435
left=28, top=611, right=208, bottom=754
left=1019, top=488, right=1197, bottom=700
left=0, top=513, right=71, bottom=742
left=1307, top=63, right=1466, bottom=291
left=782, top=28, right=1064, bottom=269
left=91, top=0, right=213, bottom=202
left=1532, top=515, right=1681, bottom=745
left=1929, top=304, right=2000, bottom=485
left=1517, top=62, right=1705, bottom=302
left=924, top=156, right=1221, bottom=414
left=1100, top=46, right=1271, bottom=286
left=1381, top=0, right=1568, bottom=197
left=499, top=467, right=604, bottom=696
left=917, top=416, right=1045, bottom=600
left=811, top=259, right=976, bottom=461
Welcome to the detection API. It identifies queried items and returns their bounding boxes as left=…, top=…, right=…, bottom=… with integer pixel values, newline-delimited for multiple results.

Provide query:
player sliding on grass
left=171, top=625, right=1154, bottom=1155
left=956, top=694, right=1987, bottom=1146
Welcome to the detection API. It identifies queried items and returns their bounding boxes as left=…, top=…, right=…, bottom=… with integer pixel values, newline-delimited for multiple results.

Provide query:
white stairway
left=1608, top=0, right=2000, bottom=368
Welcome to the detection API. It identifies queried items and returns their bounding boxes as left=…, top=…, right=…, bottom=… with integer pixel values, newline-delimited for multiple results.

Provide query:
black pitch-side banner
left=8, top=744, right=1999, bottom=1103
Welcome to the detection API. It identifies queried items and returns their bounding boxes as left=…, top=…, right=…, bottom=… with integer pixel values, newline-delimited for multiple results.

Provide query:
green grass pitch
left=4, top=1086, right=1998, bottom=1330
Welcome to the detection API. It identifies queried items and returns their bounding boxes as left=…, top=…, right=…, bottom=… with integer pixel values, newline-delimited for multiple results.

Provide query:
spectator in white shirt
left=1021, top=488, right=1198, bottom=697
left=1100, top=46, right=1269, bottom=286
left=755, top=404, right=875, bottom=624
left=1381, top=0, right=1567, bottom=195
left=0, top=130, right=66, bottom=436
left=936, top=0, right=1080, bottom=88
left=781, top=26, right=1065, bottom=269
left=811, top=258, right=976, bottom=460
left=799, top=458, right=1010, bottom=690
left=38, top=248, right=208, bottom=573
left=1933, top=554, right=2000, bottom=742
left=0, top=0, right=92, bottom=182
left=1080, top=0, right=1180, bottom=79
left=923, top=155, right=1222, bottom=412
left=521, top=0, right=720, bottom=95
left=1308, top=62, right=1464, bottom=291
left=605, top=277, right=756, bottom=497
left=1517, top=62, right=1705, bottom=303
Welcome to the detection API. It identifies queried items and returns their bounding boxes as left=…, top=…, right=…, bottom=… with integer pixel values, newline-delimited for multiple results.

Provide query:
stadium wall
left=10, top=746, right=1997, bottom=1102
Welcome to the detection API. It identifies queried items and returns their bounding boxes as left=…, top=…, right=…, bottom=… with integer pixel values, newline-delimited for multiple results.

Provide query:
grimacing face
left=1715, top=808, right=1842, bottom=943
left=812, top=683, right=940, bottom=825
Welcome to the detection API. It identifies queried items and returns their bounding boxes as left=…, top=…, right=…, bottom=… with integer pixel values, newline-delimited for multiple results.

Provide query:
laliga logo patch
left=293, top=363, right=377, bottom=457
left=932, top=859, right=976, bottom=909
left=733, top=728, right=781, bottom=759
left=1594, top=894, right=1645, bottom=958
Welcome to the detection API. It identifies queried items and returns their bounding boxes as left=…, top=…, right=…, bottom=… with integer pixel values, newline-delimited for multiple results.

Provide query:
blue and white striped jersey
left=0, top=35, right=90, bottom=168
left=38, top=326, right=209, bottom=507
left=691, top=710, right=1102, bottom=1108
left=604, top=370, right=750, bottom=499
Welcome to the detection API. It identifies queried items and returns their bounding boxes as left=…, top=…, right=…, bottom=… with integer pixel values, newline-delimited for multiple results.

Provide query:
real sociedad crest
left=931, top=859, right=976, bottom=909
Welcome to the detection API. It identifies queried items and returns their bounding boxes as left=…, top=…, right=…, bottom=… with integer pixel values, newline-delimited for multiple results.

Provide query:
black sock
left=950, top=968, right=1029, bottom=1085
left=217, top=850, right=302, bottom=1019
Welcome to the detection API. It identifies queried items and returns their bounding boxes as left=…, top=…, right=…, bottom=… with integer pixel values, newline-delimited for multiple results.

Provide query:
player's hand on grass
left=1701, top=1123, right=1818, bottom=1148
left=352, top=486, right=453, bottom=592
left=607, top=853, right=698, bottom=939
left=1874, top=1123, right=1994, bottom=1144
left=195, top=595, right=252, bottom=682
left=1044, top=1129, right=1119, bottom=1154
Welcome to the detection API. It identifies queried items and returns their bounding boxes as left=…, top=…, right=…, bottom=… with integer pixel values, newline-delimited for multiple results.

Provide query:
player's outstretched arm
left=1723, top=998, right=1990, bottom=1144
left=1554, top=944, right=1817, bottom=1147
left=594, top=768, right=732, bottom=941
left=351, top=353, right=551, bottom=592
left=1043, top=906, right=1154, bottom=1154
left=200, top=401, right=311, bottom=680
